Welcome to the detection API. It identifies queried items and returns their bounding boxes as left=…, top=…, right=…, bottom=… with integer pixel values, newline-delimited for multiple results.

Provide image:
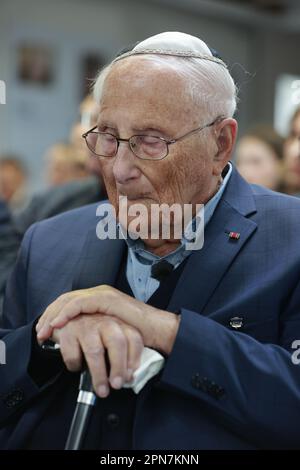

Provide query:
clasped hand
left=35, top=285, right=180, bottom=397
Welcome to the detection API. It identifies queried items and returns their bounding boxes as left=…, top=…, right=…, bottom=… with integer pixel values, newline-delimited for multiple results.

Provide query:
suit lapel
left=167, top=168, right=258, bottom=315
left=72, top=226, right=126, bottom=290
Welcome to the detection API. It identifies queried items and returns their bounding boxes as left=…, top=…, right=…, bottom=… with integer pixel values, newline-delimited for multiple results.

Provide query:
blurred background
left=0, top=0, right=300, bottom=197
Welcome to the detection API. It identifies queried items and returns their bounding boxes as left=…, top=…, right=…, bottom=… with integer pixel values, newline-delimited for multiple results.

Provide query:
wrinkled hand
left=48, top=313, right=144, bottom=398
left=36, top=285, right=180, bottom=356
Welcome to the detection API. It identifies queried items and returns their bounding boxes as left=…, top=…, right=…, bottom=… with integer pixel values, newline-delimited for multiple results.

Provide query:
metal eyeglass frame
left=82, top=115, right=225, bottom=161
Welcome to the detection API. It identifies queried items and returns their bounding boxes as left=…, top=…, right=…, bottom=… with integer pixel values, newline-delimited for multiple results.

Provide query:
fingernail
left=111, top=376, right=123, bottom=389
left=98, top=385, right=109, bottom=398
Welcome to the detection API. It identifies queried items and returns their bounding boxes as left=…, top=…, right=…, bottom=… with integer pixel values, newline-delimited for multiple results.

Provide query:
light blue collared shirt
left=124, top=163, right=232, bottom=302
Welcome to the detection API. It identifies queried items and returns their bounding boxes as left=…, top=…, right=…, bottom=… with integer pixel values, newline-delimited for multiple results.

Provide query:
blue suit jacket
left=1, top=166, right=300, bottom=449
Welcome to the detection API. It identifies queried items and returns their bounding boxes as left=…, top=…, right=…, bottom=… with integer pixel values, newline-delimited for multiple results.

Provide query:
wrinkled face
left=96, top=57, right=221, bottom=244
left=236, top=137, right=282, bottom=190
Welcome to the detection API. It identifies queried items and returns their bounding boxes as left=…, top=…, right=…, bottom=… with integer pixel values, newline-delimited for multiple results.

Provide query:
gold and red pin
left=228, top=231, right=240, bottom=240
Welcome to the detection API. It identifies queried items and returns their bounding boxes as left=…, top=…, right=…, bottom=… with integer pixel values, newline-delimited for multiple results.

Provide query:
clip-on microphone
left=151, top=260, right=174, bottom=281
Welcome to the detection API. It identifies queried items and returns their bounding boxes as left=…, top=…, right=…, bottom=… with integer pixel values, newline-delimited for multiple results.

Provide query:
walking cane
left=65, top=368, right=97, bottom=450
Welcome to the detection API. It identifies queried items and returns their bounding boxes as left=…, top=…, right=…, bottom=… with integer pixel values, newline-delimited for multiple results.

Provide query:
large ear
left=213, top=118, right=238, bottom=175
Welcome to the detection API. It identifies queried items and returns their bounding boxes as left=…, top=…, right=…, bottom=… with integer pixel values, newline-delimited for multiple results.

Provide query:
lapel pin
left=228, top=231, right=240, bottom=240
left=229, top=316, right=244, bottom=329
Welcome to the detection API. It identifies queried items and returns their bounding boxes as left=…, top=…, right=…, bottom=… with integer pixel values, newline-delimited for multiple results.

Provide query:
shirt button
left=106, top=413, right=120, bottom=429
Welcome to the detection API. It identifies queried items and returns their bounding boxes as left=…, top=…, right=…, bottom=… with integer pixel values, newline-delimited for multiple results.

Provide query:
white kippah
left=113, top=31, right=227, bottom=69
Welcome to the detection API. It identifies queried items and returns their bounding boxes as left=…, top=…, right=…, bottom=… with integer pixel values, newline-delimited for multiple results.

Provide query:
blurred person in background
left=70, top=93, right=105, bottom=182
left=0, top=199, right=10, bottom=222
left=46, top=143, right=90, bottom=186
left=235, top=125, right=284, bottom=191
left=282, top=107, right=300, bottom=196
left=70, top=94, right=98, bottom=152
left=0, top=156, right=29, bottom=212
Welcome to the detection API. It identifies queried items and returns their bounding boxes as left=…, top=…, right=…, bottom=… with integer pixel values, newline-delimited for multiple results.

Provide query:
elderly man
left=1, top=32, right=300, bottom=450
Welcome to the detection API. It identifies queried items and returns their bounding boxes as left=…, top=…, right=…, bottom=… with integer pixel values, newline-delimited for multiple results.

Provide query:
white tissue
left=123, top=347, right=165, bottom=394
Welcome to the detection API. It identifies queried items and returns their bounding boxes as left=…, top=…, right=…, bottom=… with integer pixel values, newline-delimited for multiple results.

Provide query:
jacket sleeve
left=159, top=284, right=300, bottom=449
left=0, top=224, right=64, bottom=426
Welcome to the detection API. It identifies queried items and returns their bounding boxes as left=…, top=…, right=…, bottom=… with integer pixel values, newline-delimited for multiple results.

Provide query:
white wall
left=0, top=0, right=299, bottom=190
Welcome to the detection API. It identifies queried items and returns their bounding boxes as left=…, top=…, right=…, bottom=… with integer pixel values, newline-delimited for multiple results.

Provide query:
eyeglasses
left=82, top=116, right=224, bottom=161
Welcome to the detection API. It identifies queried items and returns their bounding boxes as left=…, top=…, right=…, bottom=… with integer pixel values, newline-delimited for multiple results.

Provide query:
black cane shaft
left=65, top=402, right=94, bottom=450
left=65, top=369, right=97, bottom=450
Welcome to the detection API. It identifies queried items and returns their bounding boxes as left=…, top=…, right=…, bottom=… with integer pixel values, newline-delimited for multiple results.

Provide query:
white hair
left=93, top=47, right=238, bottom=125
